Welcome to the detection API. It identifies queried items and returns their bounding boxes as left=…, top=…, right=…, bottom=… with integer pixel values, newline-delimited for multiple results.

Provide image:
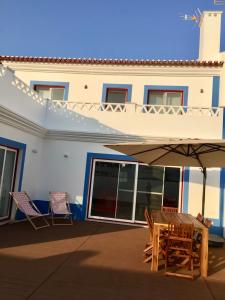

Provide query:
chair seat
left=52, top=210, right=72, bottom=215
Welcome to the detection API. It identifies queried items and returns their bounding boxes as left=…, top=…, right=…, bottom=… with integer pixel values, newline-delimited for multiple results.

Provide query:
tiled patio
left=0, top=221, right=225, bottom=300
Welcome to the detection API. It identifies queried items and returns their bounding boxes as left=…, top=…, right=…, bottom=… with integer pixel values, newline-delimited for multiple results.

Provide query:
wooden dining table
left=151, top=210, right=208, bottom=278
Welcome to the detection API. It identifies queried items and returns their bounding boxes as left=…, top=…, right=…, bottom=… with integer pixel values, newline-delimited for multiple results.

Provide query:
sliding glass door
left=90, top=161, right=136, bottom=221
left=0, top=146, right=17, bottom=222
left=88, top=159, right=181, bottom=224
left=135, top=165, right=164, bottom=222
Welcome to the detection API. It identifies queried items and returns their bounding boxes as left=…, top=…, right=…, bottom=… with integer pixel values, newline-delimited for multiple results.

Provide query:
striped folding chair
left=10, top=191, right=50, bottom=230
left=49, top=192, right=73, bottom=225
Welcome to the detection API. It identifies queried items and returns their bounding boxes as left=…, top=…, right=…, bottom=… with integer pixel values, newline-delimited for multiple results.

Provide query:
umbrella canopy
left=105, top=138, right=225, bottom=216
left=105, top=139, right=225, bottom=168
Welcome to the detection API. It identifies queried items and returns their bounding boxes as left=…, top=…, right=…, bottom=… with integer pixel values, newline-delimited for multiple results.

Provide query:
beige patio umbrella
left=105, top=138, right=225, bottom=216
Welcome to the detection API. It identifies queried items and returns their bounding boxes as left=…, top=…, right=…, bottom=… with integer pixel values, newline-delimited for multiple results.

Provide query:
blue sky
left=0, top=0, right=224, bottom=60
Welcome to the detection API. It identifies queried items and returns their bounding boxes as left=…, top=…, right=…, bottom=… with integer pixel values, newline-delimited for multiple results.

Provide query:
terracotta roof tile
left=0, top=55, right=223, bottom=67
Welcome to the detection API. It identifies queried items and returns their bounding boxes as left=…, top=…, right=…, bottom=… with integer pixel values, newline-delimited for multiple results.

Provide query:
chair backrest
left=196, top=213, right=204, bottom=223
left=10, top=192, right=40, bottom=216
left=49, top=192, right=69, bottom=214
left=144, top=208, right=154, bottom=236
left=161, top=206, right=178, bottom=213
left=168, top=223, right=194, bottom=240
left=204, top=218, right=213, bottom=228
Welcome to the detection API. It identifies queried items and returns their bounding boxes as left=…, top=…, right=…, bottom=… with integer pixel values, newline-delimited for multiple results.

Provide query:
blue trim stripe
left=30, top=80, right=70, bottom=100
left=101, top=84, right=132, bottom=103
left=183, top=167, right=189, bottom=213
left=81, top=152, right=136, bottom=220
left=212, top=76, right=220, bottom=107
left=143, top=85, right=189, bottom=106
left=0, top=136, right=26, bottom=192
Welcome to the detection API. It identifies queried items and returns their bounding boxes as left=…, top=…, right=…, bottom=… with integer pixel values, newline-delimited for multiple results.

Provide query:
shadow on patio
left=0, top=221, right=225, bottom=300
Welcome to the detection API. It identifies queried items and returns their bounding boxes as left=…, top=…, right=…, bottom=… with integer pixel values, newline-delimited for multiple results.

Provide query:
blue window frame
left=102, top=84, right=132, bottom=103
left=30, top=81, right=69, bottom=101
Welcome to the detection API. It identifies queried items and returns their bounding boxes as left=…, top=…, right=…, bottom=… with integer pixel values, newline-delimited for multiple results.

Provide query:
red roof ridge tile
left=0, top=55, right=223, bottom=67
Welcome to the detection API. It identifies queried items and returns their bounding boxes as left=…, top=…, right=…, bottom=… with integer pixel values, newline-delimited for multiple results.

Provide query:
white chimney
left=198, top=11, right=223, bottom=61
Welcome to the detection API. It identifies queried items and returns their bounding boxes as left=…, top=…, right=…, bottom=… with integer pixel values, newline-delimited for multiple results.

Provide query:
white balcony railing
left=49, top=100, right=221, bottom=117
left=11, top=77, right=46, bottom=105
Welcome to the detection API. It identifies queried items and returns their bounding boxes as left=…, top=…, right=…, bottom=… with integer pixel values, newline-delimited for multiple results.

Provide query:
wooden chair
left=193, top=213, right=205, bottom=268
left=204, top=218, right=213, bottom=228
left=143, top=208, right=167, bottom=263
left=161, top=206, right=178, bottom=213
left=143, top=208, right=154, bottom=262
left=165, top=223, right=195, bottom=279
left=196, top=213, right=204, bottom=223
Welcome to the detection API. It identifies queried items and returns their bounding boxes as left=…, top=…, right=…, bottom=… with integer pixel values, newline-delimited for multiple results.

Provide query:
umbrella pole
left=201, top=167, right=207, bottom=217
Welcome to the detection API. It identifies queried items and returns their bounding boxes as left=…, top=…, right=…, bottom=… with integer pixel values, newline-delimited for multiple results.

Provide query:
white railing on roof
left=137, top=104, right=220, bottom=117
left=0, top=66, right=7, bottom=77
left=11, top=77, right=46, bottom=106
left=49, top=101, right=221, bottom=117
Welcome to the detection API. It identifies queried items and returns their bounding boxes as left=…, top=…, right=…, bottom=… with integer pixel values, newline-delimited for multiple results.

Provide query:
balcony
left=0, top=68, right=223, bottom=141
left=45, top=101, right=223, bottom=140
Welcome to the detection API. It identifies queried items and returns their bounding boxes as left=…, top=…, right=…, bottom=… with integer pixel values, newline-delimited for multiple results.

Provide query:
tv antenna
left=214, top=0, right=225, bottom=5
left=180, top=8, right=202, bottom=24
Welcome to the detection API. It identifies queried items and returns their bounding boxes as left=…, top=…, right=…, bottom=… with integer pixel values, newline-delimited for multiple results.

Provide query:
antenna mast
left=180, top=8, right=202, bottom=25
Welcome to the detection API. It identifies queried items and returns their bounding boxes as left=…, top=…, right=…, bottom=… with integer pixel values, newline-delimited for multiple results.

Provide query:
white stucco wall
left=4, top=63, right=222, bottom=108
left=0, top=121, right=223, bottom=229
left=45, top=104, right=223, bottom=139
left=199, top=11, right=223, bottom=61
left=188, top=168, right=221, bottom=221
left=0, top=123, right=44, bottom=199
left=0, top=61, right=224, bottom=232
left=38, top=140, right=117, bottom=202
left=220, top=52, right=225, bottom=106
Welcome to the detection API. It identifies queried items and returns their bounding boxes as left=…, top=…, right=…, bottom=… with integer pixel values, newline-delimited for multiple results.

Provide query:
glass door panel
left=115, top=164, right=135, bottom=220
left=135, top=165, right=164, bottom=221
left=163, top=167, right=180, bottom=208
left=91, top=161, right=119, bottom=218
left=0, top=149, right=5, bottom=185
left=0, top=148, right=17, bottom=220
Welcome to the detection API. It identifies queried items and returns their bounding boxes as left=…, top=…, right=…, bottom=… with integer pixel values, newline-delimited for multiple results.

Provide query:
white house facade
left=0, top=11, right=225, bottom=236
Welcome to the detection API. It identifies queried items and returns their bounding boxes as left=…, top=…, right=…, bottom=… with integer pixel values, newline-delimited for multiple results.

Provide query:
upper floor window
left=147, top=90, right=183, bottom=106
left=30, top=81, right=69, bottom=101
left=34, top=85, right=65, bottom=100
left=106, top=88, right=128, bottom=103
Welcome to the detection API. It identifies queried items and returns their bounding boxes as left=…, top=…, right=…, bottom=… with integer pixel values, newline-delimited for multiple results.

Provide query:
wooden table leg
left=151, top=224, right=160, bottom=272
left=200, top=227, right=208, bottom=278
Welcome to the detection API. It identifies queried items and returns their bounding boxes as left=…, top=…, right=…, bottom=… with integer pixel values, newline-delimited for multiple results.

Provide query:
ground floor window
left=87, top=159, right=181, bottom=224
left=0, top=146, right=18, bottom=222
